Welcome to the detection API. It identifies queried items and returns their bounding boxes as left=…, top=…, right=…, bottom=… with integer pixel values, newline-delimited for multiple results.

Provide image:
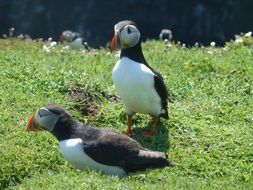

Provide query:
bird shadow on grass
left=131, top=120, right=171, bottom=153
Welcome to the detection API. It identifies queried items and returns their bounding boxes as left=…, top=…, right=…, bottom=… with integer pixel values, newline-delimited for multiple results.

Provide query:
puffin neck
left=120, top=41, right=148, bottom=65
left=51, top=113, right=79, bottom=141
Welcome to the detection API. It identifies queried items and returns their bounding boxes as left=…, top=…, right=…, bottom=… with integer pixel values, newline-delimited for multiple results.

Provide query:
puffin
left=27, top=105, right=173, bottom=177
left=110, top=20, right=169, bottom=137
left=159, top=29, right=173, bottom=41
left=60, top=30, right=88, bottom=50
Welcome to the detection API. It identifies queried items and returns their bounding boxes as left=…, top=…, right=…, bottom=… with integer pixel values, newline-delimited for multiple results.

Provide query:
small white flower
left=62, top=45, right=70, bottom=50
left=235, top=38, right=243, bottom=43
left=165, top=43, right=172, bottom=49
left=245, top=31, right=252, bottom=37
left=207, top=50, right=213, bottom=55
left=81, top=50, right=86, bottom=54
left=50, top=41, right=57, bottom=47
left=210, top=42, right=216, bottom=47
left=43, top=45, right=51, bottom=53
left=235, top=34, right=241, bottom=39
left=113, top=51, right=120, bottom=57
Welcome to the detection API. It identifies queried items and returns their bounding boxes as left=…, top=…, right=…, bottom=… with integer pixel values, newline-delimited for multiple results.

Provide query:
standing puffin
left=27, top=105, right=173, bottom=177
left=60, top=30, right=88, bottom=50
left=110, top=20, right=169, bottom=137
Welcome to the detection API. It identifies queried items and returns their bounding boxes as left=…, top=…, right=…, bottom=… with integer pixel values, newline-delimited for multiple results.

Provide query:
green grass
left=0, top=37, right=252, bottom=190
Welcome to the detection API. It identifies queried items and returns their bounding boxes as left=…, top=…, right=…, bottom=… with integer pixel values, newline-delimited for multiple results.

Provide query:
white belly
left=112, top=57, right=161, bottom=116
left=70, top=38, right=83, bottom=49
left=59, top=138, right=126, bottom=177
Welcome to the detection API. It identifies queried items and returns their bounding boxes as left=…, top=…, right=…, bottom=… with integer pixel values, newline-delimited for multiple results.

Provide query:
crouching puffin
left=27, top=105, right=173, bottom=177
left=60, top=30, right=88, bottom=50
left=110, top=20, right=169, bottom=137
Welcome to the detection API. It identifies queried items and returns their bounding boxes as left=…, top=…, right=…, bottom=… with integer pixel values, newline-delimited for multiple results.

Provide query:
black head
left=110, top=20, right=141, bottom=50
left=27, top=104, right=77, bottom=140
left=110, top=20, right=147, bottom=64
left=60, top=30, right=80, bottom=42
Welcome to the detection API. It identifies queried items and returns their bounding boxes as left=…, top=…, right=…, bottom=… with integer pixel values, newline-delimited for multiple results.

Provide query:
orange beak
left=27, top=113, right=44, bottom=132
left=59, top=34, right=65, bottom=43
left=110, top=35, right=117, bottom=51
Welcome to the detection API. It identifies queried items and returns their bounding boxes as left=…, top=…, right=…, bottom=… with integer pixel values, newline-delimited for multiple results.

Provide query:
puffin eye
left=127, top=27, right=131, bottom=34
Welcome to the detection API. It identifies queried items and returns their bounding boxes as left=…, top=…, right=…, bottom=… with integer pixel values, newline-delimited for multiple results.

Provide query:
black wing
left=154, top=74, right=168, bottom=119
left=82, top=128, right=141, bottom=167
left=143, top=60, right=169, bottom=119
left=79, top=127, right=171, bottom=173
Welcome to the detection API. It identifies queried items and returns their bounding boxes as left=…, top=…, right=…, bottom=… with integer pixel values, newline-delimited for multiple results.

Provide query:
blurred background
left=0, top=0, right=252, bottom=47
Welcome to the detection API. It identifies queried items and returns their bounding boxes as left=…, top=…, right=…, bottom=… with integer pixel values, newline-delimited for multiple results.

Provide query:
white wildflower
left=62, top=45, right=70, bottom=50
left=222, top=47, right=228, bottom=51
left=235, top=34, right=243, bottom=43
left=81, top=49, right=86, bottom=55
left=235, top=34, right=241, bottom=39
left=235, top=38, right=243, bottom=43
left=43, top=45, right=51, bottom=53
left=50, top=41, right=57, bottom=47
left=245, top=31, right=252, bottom=37
left=210, top=42, right=216, bottom=47
left=166, top=43, right=172, bottom=48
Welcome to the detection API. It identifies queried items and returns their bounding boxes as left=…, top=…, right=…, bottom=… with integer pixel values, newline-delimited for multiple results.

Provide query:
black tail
left=125, top=149, right=173, bottom=173
left=160, top=106, right=169, bottom=119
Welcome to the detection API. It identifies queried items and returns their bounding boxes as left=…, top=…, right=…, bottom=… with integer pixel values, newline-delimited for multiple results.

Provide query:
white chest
left=112, top=57, right=161, bottom=116
left=59, top=138, right=126, bottom=177
left=70, top=38, right=83, bottom=49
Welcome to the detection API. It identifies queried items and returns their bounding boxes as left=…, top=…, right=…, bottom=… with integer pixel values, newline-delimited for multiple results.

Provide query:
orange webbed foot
left=123, top=115, right=133, bottom=136
left=142, top=130, right=155, bottom=138
left=122, top=130, right=133, bottom=137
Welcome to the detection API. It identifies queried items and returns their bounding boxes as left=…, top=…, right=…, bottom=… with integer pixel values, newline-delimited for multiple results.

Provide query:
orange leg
left=123, top=115, right=133, bottom=136
left=142, top=117, right=158, bottom=138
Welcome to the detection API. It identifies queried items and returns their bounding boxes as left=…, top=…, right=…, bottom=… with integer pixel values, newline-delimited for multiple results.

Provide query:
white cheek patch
left=35, top=109, right=60, bottom=131
left=120, top=25, right=140, bottom=48
left=114, top=24, right=119, bottom=33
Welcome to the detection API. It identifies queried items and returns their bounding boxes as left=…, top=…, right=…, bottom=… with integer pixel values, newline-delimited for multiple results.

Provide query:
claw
left=142, top=117, right=158, bottom=138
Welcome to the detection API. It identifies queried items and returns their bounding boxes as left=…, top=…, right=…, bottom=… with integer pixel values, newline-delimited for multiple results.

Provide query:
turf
left=0, top=37, right=252, bottom=190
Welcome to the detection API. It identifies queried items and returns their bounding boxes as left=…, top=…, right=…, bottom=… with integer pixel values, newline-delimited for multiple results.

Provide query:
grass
left=0, top=36, right=252, bottom=190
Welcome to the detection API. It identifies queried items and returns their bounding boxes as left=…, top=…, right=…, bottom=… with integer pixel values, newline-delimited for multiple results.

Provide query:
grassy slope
left=0, top=38, right=252, bottom=190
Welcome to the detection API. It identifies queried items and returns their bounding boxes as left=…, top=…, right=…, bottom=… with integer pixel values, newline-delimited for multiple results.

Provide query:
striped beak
left=110, top=32, right=121, bottom=51
left=59, top=34, right=65, bottom=43
left=27, top=113, right=45, bottom=132
left=110, top=35, right=117, bottom=51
